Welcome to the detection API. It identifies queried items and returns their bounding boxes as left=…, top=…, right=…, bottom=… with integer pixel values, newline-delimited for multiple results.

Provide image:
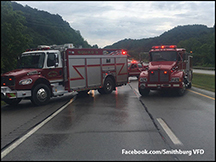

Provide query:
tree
left=1, top=1, right=32, bottom=73
left=92, top=44, right=99, bottom=49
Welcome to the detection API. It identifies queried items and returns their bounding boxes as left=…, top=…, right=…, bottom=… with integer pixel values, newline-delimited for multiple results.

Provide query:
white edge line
left=157, top=118, right=183, bottom=146
left=1, top=98, right=75, bottom=159
left=134, top=88, right=140, bottom=97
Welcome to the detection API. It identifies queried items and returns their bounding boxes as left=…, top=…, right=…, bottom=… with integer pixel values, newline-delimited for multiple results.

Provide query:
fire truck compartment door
left=87, top=58, right=101, bottom=87
left=68, top=58, right=86, bottom=89
left=102, top=58, right=115, bottom=71
left=68, top=56, right=102, bottom=90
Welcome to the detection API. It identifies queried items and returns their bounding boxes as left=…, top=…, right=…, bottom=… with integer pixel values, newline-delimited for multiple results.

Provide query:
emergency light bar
left=152, top=45, right=177, bottom=49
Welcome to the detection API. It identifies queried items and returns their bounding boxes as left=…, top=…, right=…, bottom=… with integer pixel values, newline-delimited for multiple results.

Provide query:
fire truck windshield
left=150, top=51, right=177, bottom=62
left=18, top=52, right=45, bottom=69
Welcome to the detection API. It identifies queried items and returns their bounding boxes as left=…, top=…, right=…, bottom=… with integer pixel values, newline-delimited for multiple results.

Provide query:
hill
left=10, top=2, right=91, bottom=48
left=1, top=1, right=92, bottom=73
left=105, top=25, right=215, bottom=67
left=1, top=1, right=215, bottom=74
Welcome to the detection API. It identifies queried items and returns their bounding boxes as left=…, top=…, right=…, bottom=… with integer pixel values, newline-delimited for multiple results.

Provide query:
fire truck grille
left=149, top=71, right=158, bottom=82
left=160, top=70, right=169, bottom=82
left=149, top=70, right=169, bottom=82
left=1, top=76, right=15, bottom=86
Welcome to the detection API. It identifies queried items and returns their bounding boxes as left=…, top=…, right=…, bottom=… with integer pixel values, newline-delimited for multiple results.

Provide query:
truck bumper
left=1, top=86, right=31, bottom=99
left=139, top=83, right=183, bottom=89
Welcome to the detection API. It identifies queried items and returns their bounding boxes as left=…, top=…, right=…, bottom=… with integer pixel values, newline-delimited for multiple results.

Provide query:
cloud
left=15, top=1, right=215, bottom=48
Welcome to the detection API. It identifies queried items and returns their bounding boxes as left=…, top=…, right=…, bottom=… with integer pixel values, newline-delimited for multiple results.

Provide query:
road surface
left=1, top=79, right=215, bottom=160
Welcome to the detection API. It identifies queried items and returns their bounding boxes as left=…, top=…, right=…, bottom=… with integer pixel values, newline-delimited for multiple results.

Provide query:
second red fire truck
left=1, top=44, right=128, bottom=106
left=138, top=45, right=193, bottom=96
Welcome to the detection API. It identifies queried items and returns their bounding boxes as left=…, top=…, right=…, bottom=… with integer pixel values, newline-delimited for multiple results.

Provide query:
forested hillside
left=1, top=1, right=91, bottom=73
left=105, top=25, right=215, bottom=67
left=1, top=1, right=215, bottom=74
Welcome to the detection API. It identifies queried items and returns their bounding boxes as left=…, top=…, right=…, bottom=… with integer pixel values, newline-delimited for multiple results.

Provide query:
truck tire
left=98, top=77, right=114, bottom=94
left=177, top=82, right=186, bottom=96
left=31, top=84, right=51, bottom=106
left=139, top=88, right=150, bottom=96
left=98, top=88, right=105, bottom=94
left=187, top=82, right=192, bottom=89
left=3, top=98, right=22, bottom=106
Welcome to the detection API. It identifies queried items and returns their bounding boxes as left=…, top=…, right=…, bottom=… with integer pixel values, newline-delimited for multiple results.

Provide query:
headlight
left=140, top=77, right=147, bottom=82
left=171, top=78, right=180, bottom=82
left=19, top=78, right=33, bottom=85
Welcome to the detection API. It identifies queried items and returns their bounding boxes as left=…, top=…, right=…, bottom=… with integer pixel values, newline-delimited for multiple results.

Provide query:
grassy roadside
left=192, top=73, right=215, bottom=92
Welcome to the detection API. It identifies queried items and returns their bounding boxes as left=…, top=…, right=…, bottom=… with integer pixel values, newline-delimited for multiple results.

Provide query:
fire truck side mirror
left=177, top=52, right=182, bottom=61
left=17, top=56, right=20, bottom=68
left=54, top=54, right=59, bottom=67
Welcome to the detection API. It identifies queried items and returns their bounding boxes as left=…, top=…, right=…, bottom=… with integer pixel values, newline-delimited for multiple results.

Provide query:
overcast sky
left=16, top=1, right=215, bottom=48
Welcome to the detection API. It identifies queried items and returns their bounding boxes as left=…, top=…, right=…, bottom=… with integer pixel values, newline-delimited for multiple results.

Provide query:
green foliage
left=1, top=1, right=92, bottom=74
left=192, top=73, right=215, bottom=92
left=1, top=1, right=215, bottom=74
left=178, top=30, right=215, bottom=67
left=1, top=1, right=32, bottom=73
left=105, top=25, right=215, bottom=67
left=10, top=2, right=92, bottom=49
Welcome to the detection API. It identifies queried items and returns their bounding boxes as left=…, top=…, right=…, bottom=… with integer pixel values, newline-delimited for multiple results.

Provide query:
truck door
left=177, top=52, right=184, bottom=70
left=44, top=52, right=63, bottom=82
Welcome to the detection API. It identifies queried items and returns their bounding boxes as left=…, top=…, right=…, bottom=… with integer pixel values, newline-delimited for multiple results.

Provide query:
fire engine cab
left=1, top=44, right=128, bottom=106
left=138, top=45, right=193, bottom=96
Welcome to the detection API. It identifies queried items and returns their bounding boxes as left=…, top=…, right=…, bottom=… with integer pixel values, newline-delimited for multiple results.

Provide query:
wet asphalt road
left=129, top=78, right=215, bottom=161
left=1, top=78, right=215, bottom=161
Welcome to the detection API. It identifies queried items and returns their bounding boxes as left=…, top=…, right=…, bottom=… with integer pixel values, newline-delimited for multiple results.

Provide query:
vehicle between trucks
left=128, top=60, right=147, bottom=78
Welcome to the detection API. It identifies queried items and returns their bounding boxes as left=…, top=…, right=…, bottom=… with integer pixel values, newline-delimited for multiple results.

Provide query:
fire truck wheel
left=3, top=98, right=22, bottom=106
left=187, top=82, right=192, bottom=88
left=177, top=83, right=186, bottom=96
left=98, top=77, right=114, bottom=94
left=98, top=88, right=105, bottom=94
left=139, top=88, right=150, bottom=96
left=31, top=84, right=51, bottom=106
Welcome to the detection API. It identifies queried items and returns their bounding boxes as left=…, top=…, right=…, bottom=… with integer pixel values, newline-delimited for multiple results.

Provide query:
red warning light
left=164, top=71, right=168, bottom=74
left=152, top=45, right=177, bottom=49
left=169, top=45, right=176, bottom=48
left=122, top=50, right=127, bottom=55
left=150, top=71, right=154, bottom=74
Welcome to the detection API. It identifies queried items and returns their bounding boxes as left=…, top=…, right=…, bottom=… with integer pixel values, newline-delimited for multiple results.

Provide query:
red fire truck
left=1, top=44, right=128, bottom=106
left=138, top=45, right=193, bottom=96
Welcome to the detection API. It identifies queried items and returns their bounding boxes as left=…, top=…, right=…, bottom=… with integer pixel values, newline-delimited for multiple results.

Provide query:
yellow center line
left=187, top=89, right=215, bottom=100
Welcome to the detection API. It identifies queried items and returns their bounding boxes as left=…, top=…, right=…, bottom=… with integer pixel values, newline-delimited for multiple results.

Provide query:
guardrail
left=193, top=66, right=215, bottom=70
